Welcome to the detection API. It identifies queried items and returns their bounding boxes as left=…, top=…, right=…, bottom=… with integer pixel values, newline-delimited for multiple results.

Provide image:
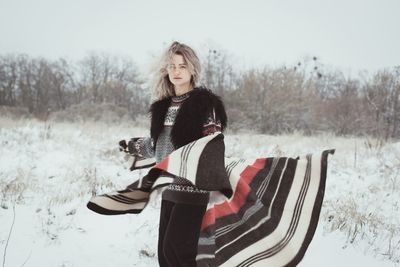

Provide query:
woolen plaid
left=87, top=133, right=334, bottom=266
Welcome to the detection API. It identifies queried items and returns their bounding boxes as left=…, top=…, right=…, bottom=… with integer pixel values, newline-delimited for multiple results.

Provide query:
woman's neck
left=174, top=85, right=193, bottom=96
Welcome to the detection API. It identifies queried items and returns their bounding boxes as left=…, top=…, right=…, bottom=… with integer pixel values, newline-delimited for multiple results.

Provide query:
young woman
left=90, top=40, right=334, bottom=266
left=128, top=41, right=227, bottom=266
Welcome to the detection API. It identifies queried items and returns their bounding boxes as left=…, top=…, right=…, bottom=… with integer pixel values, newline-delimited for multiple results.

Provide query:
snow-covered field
left=0, top=117, right=399, bottom=267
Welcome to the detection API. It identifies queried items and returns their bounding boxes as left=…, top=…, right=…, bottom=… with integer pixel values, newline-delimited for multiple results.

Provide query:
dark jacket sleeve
left=211, top=92, right=228, bottom=132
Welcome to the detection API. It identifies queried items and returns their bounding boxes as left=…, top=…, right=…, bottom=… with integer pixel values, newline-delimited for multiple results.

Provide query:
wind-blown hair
left=150, top=41, right=201, bottom=100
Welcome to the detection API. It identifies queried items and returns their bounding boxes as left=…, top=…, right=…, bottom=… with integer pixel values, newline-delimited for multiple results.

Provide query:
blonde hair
left=150, top=41, right=201, bottom=100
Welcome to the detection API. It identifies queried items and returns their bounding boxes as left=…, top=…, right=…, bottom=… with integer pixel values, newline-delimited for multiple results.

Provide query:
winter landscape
left=1, top=1, right=400, bottom=266
left=0, top=117, right=399, bottom=267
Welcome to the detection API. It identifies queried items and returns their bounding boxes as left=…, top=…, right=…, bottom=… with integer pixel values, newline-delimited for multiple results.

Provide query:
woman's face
left=166, top=54, right=192, bottom=89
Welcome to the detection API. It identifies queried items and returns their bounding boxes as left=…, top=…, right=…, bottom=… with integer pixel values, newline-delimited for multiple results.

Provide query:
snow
left=1, top=117, right=399, bottom=266
left=299, top=226, right=396, bottom=267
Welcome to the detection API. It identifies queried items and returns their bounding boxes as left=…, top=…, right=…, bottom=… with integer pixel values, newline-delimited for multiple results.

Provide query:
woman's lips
left=174, top=77, right=182, bottom=79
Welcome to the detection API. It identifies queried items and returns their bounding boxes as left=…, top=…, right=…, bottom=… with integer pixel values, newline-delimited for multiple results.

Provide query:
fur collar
left=149, top=86, right=227, bottom=149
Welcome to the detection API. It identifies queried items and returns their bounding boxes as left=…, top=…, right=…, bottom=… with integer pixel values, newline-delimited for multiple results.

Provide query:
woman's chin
left=172, top=82, right=190, bottom=87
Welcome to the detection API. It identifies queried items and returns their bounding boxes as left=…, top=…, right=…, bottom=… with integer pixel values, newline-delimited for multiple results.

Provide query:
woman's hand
left=118, top=139, right=128, bottom=153
left=118, top=138, right=143, bottom=157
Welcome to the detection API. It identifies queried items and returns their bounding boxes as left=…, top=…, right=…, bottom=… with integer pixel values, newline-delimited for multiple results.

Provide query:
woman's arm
left=120, top=137, right=155, bottom=159
left=130, top=137, right=155, bottom=158
left=202, top=109, right=222, bottom=136
left=203, top=94, right=228, bottom=136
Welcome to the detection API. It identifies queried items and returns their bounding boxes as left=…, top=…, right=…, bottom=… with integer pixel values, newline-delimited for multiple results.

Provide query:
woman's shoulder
left=151, top=95, right=171, bottom=105
left=149, top=96, right=171, bottom=113
left=191, top=86, right=223, bottom=103
left=191, top=86, right=227, bottom=128
left=150, top=86, right=223, bottom=109
left=192, top=86, right=216, bottom=96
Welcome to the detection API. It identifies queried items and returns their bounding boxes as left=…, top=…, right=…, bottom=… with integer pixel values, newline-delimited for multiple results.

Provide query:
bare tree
left=78, top=52, right=106, bottom=103
left=50, top=58, right=75, bottom=110
left=16, top=55, right=35, bottom=113
left=0, top=55, right=18, bottom=106
left=200, top=44, right=237, bottom=98
left=231, top=66, right=314, bottom=134
left=362, top=68, right=400, bottom=140
left=77, top=52, right=146, bottom=113
left=316, top=74, right=363, bottom=135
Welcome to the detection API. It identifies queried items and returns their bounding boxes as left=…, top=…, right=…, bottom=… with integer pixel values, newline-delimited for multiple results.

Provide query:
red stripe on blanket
left=201, top=158, right=267, bottom=230
left=155, top=157, right=169, bottom=171
left=252, top=158, right=267, bottom=170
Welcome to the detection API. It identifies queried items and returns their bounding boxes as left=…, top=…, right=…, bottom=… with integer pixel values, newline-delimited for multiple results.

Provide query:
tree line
left=1, top=50, right=399, bottom=140
left=0, top=52, right=147, bottom=119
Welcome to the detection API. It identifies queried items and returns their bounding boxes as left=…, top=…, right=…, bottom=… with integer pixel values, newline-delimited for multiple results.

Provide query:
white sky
left=0, top=0, right=399, bottom=73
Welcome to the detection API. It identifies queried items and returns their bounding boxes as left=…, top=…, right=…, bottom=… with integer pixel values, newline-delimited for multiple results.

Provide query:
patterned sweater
left=132, top=89, right=222, bottom=204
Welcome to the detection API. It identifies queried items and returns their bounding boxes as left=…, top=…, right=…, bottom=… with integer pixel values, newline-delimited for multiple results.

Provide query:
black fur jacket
left=149, top=86, right=227, bottom=150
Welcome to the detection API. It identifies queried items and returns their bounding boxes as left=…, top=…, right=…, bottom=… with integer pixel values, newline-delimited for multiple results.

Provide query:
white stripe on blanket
left=164, top=132, right=220, bottom=183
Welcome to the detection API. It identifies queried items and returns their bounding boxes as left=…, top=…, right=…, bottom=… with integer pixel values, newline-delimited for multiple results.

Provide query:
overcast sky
left=0, top=0, right=399, bottom=74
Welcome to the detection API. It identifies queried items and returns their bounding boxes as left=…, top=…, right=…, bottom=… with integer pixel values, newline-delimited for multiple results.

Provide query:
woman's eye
left=166, top=64, right=187, bottom=71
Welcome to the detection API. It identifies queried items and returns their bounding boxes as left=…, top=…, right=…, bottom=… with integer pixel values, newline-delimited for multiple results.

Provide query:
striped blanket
left=87, top=133, right=334, bottom=266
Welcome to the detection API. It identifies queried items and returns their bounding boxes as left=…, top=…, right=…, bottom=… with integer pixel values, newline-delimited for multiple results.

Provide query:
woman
left=127, top=41, right=227, bottom=266
left=90, top=41, right=334, bottom=267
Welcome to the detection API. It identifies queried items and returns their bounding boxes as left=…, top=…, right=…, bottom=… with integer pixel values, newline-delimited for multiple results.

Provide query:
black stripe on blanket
left=129, top=157, right=156, bottom=171
left=87, top=188, right=150, bottom=215
left=197, top=149, right=334, bottom=267
left=286, top=149, right=333, bottom=267
left=197, top=134, right=231, bottom=197
left=86, top=202, right=144, bottom=215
